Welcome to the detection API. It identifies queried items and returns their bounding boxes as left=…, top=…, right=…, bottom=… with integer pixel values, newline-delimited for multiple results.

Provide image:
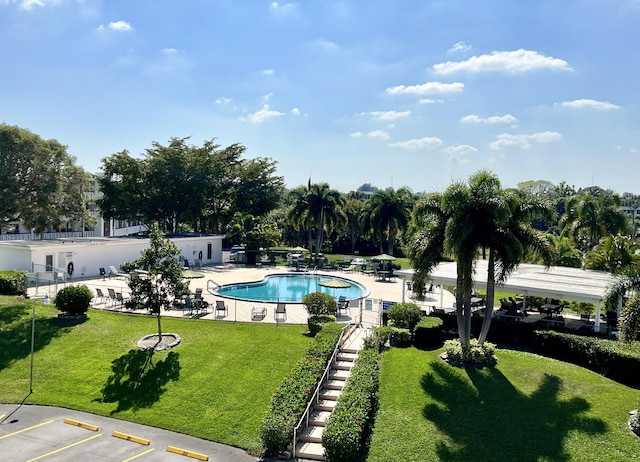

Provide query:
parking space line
left=0, top=419, right=55, bottom=440
left=122, top=448, right=155, bottom=461
left=25, top=433, right=102, bottom=461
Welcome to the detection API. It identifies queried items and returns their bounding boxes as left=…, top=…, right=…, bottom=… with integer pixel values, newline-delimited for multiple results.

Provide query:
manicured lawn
left=0, top=296, right=312, bottom=451
left=368, top=347, right=640, bottom=462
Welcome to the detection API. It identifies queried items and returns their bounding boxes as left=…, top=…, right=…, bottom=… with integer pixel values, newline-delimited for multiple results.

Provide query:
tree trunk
left=478, top=250, right=496, bottom=344
left=156, top=311, right=163, bottom=342
left=455, top=268, right=466, bottom=346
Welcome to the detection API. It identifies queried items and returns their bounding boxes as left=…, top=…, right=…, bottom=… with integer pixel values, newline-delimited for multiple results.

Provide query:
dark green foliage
left=307, top=314, right=336, bottom=336
left=302, top=291, right=337, bottom=316
left=54, top=285, right=93, bottom=315
left=0, top=270, right=25, bottom=295
left=363, top=326, right=411, bottom=351
left=620, top=295, right=640, bottom=342
left=260, top=322, right=343, bottom=453
left=413, top=316, right=443, bottom=348
left=386, top=302, right=422, bottom=332
left=533, top=331, right=640, bottom=386
left=323, top=348, right=379, bottom=462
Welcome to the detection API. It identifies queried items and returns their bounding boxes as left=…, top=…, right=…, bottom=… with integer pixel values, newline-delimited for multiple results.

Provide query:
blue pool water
left=214, top=273, right=369, bottom=303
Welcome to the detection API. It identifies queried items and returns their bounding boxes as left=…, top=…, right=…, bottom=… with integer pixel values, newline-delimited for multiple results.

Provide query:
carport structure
left=396, top=261, right=619, bottom=332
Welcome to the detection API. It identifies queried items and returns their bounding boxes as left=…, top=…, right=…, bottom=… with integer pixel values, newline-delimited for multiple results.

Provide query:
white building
left=0, top=234, right=224, bottom=279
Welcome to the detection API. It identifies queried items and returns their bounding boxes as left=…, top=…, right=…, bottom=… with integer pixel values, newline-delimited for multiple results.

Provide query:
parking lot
left=0, top=404, right=256, bottom=462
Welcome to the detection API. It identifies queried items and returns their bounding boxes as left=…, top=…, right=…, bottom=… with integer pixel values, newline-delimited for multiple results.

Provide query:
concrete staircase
left=294, top=326, right=367, bottom=461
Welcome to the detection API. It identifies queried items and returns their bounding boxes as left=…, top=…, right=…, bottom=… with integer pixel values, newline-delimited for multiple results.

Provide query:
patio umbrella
left=289, top=246, right=310, bottom=253
left=318, top=278, right=352, bottom=289
left=372, top=253, right=396, bottom=261
left=182, top=270, right=205, bottom=279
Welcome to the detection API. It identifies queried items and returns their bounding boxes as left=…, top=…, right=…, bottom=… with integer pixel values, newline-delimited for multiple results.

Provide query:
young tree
left=120, top=224, right=189, bottom=341
left=362, top=187, right=414, bottom=255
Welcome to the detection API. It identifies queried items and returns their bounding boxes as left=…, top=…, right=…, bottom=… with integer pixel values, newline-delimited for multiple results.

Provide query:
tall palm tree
left=585, top=234, right=640, bottom=272
left=363, top=187, right=414, bottom=255
left=287, top=185, right=313, bottom=252
left=307, top=183, right=347, bottom=261
left=560, top=193, right=630, bottom=252
left=477, top=187, right=556, bottom=343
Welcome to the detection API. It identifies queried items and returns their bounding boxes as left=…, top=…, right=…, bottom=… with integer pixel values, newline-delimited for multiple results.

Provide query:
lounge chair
left=336, top=296, right=349, bottom=316
left=275, top=303, right=287, bottom=322
left=215, top=300, right=228, bottom=317
left=107, top=288, right=117, bottom=306
left=115, top=292, right=128, bottom=308
left=95, top=288, right=106, bottom=304
left=108, top=265, right=126, bottom=279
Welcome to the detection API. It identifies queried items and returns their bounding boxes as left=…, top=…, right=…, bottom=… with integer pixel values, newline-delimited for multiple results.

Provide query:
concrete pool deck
left=27, top=263, right=456, bottom=327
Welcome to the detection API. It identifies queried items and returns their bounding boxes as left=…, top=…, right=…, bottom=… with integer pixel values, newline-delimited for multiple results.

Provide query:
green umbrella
left=182, top=270, right=205, bottom=279
left=290, top=246, right=310, bottom=253
left=318, top=278, right=352, bottom=289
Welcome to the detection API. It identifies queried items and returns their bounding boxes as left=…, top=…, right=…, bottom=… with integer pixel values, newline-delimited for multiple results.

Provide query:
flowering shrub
left=302, top=291, right=337, bottom=316
left=444, top=338, right=496, bottom=365
left=323, top=348, right=379, bottom=462
left=260, top=322, right=343, bottom=454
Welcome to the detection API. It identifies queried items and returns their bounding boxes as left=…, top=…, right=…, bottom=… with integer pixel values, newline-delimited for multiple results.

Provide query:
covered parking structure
left=396, top=261, right=619, bottom=332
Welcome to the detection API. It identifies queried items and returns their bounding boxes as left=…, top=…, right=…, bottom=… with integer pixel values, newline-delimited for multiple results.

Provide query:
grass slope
left=368, top=347, right=640, bottom=462
left=0, top=296, right=312, bottom=451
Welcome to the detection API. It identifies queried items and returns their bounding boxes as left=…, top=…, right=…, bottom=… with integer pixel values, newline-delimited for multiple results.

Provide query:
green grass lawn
left=367, top=347, right=640, bottom=462
left=0, top=296, right=312, bottom=451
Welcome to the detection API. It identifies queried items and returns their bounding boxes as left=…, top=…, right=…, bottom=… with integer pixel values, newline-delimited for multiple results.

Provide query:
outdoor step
left=340, top=347, right=359, bottom=355
left=337, top=352, right=358, bottom=362
left=319, top=388, right=341, bottom=401
left=324, top=379, right=345, bottom=390
left=329, top=369, right=350, bottom=381
left=295, top=441, right=324, bottom=461
left=309, top=410, right=332, bottom=426
left=299, top=424, right=324, bottom=443
left=332, top=360, right=353, bottom=371
left=315, top=399, right=337, bottom=412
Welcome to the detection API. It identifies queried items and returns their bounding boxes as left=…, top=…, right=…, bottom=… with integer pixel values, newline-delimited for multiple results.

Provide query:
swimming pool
left=214, top=273, right=369, bottom=303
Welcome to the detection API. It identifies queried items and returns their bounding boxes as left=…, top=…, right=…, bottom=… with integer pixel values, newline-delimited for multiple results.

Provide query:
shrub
left=386, top=303, right=422, bottom=332
left=0, top=270, right=25, bottom=295
left=260, top=322, right=343, bottom=454
left=389, top=327, right=411, bottom=347
left=620, top=295, right=640, bottom=342
left=630, top=407, right=640, bottom=436
left=302, top=291, right=337, bottom=316
left=54, top=285, right=93, bottom=315
left=363, top=326, right=392, bottom=352
left=414, top=316, right=443, bottom=348
left=533, top=330, right=640, bottom=386
left=323, top=348, right=379, bottom=462
left=307, top=314, right=337, bottom=336
left=444, top=338, right=496, bottom=365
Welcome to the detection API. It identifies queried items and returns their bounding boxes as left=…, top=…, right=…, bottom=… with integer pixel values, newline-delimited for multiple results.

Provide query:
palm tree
left=307, top=183, right=347, bottom=261
left=477, top=187, right=556, bottom=343
left=362, top=187, right=414, bottom=255
left=584, top=234, right=640, bottom=272
left=287, top=185, right=313, bottom=252
left=560, top=192, right=630, bottom=252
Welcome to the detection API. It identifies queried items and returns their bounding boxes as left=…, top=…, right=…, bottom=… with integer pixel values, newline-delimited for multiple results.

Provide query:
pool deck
left=27, top=263, right=456, bottom=326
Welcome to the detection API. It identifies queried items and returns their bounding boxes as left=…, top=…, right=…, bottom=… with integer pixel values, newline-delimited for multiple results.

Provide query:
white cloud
left=262, top=69, right=276, bottom=76
left=244, top=105, right=285, bottom=124
left=386, top=81, right=464, bottom=95
left=262, top=92, right=273, bottom=103
left=161, top=48, right=177, bottom=55
left=291, top=107, right=300, bottom=116
left=270, top=1, right=298, bottom=12
left=557, top=99, right=620, bottom=110
left=489, top=131, right=562, bottom=150
left=443, top=144, right=478, bottom=155
left=448, top=41, right=471, bottom=54
left=2, top=0, right=60, bottom=10
left=388, top=137, right=443, bottom=150
left=460, top=114, right=518, bottom=124
left=215, top=97, right=232, bottom=104
left=358, top=110, right=411, bottom=121
left=418, top=98, right=444, bottom=104
left=367, top=130, right=390, bottom=140
left=433, top=49, right=572, bottom=74
left=98, top=20, right=133, bottom=32
left=350, top=132, right=363, bottom=138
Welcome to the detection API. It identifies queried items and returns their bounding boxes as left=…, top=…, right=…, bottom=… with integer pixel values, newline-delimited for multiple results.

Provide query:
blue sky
left=1, top=0, right=638, bottom=194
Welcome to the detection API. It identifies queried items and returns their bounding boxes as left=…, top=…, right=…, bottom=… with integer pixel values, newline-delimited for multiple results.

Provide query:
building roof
left=396, top=260, right=616, bottom=304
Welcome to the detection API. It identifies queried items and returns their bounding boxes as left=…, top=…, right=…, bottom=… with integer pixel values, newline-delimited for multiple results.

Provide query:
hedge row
left=322, top=348, right=380, bottom=462
left=260, top=322, right=343, bottom=454
left=533, top=330, right=640, bottom=387
left=0, top=270, right=25, bottom=295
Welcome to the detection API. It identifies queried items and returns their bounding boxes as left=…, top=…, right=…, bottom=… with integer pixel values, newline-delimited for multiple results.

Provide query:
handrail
left=292, top=323, right=352, bottom=458
left=206, top=279, right=220, bottom=293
